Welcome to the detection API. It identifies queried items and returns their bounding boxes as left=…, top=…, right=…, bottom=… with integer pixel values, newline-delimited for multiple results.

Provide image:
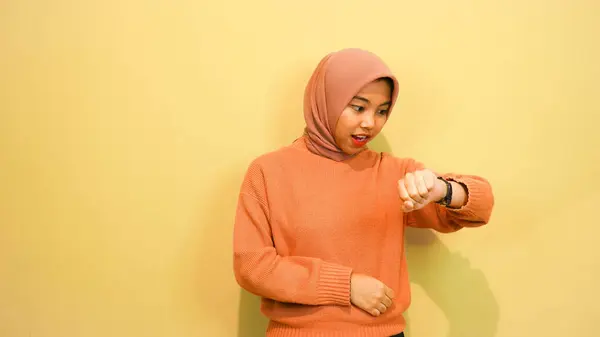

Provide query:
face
left=333, top=79, right=393, bottom=155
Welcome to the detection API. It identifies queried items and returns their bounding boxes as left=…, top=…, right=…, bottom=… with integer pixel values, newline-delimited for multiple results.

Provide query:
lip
left=351, top=135, right=370, bottom=147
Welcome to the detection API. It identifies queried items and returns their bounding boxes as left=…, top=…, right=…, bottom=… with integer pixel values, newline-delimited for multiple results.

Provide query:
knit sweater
left=233, top=137, right=494, bottom=337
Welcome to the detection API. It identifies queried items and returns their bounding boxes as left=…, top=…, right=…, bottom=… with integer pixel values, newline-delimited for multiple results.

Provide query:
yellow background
left=2, top=1, right=599, bottom=336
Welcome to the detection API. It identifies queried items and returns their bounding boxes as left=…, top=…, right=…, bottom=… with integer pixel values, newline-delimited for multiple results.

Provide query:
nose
left=360, top=112, right=375, bottom=129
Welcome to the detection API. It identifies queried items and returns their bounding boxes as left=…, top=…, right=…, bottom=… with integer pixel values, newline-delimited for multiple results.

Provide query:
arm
left=402, top=160, right=495, bottom=233
left=233, top=162, right=353, bottom=306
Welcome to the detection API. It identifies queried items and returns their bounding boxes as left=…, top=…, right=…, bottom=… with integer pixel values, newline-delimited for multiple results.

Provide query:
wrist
left=434, top=177, right=452, bottom=206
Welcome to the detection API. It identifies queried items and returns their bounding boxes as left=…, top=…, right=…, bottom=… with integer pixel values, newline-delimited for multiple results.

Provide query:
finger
left=424, top=170, right=436, bottom=192
left=398, top=179, right=410, bottom=201
left=382, top=296, right=393, bottom=308
left=405, top=173, right=424, bottom=203
left=385, top=286, right=395, bottom=299
left=409, top=202, right=423, bottom=212
left=414, top=171, right=429, bottom=200
left=370, top=308, right=381, bottom=317
left=377, top=302, right=387, bottom=313
left=402, top=200, right=414, bottom=212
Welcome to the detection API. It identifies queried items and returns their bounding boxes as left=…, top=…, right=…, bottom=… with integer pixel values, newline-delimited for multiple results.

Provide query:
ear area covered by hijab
left=302, top=48, right=399, bottom=161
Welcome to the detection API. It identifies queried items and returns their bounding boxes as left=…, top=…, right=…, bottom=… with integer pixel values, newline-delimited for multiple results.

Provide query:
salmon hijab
left=303, top=48, right=400, bottom=161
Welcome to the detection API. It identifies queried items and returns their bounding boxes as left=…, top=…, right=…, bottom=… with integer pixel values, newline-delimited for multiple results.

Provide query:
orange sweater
left=233, top=137, right=494, bottom=337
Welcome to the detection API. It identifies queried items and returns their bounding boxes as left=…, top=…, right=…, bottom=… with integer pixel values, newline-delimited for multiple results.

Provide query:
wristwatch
left=435, top=177, right=453, bottom=206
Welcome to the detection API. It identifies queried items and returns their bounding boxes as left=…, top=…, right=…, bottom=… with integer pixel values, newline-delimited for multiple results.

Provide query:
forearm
left=234, top=248, right=352, bottom=306
left=437, top=174, right=495, bottom=224
left=407, top=175, right=494, bottom=232
left=399, top=158, right=495, bottom=231
left=441, top=180, right=468, bottom=209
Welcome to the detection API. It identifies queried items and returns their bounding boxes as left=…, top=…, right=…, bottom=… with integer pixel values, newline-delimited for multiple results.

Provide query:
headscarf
left=303, top=48, right=399, bottom=161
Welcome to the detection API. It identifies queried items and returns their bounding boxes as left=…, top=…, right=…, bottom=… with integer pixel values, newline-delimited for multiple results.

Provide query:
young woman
left=233, top=48, right=494, bottom=337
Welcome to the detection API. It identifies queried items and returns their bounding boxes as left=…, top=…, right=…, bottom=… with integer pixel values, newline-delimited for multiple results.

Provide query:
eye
left=351, top=105, right=365, bottom=112
left=377, top=109, right=389, bottom=116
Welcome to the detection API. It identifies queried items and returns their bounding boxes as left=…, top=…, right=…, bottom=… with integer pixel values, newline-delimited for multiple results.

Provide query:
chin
left=343, top=147, right=364, bottom=156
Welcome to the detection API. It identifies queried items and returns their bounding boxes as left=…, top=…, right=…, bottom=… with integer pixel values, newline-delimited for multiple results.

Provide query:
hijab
left=303, top=48, right=400, bottom=161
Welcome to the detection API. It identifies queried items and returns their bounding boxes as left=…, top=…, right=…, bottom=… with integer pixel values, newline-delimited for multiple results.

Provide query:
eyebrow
left=351, top=96, right=391, bottom=106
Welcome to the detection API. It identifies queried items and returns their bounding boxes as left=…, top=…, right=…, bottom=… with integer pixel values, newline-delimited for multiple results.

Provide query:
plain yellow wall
left=2, top=1, right=599, bottom=336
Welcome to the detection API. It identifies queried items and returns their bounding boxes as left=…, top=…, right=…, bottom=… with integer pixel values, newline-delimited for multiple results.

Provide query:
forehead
left=355, top=80, right=392, bottom=97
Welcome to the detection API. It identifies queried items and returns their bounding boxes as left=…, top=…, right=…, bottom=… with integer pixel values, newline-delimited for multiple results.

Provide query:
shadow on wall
left=371, top=133, right=500, bottom=337
left=403, top=228, right=500, bottom=337
left=237, top=290, right=269, bottom=337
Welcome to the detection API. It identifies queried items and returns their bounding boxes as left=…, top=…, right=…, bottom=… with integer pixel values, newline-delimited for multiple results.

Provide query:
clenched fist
left=350, top=273, right=395, bottom=316
left=398, top=169, right=447, bottom=212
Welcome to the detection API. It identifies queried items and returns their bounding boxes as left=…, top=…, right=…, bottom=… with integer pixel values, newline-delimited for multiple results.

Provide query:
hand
left=350, top=273, right=395, bottom=317
left=398, top=169, right=447, bottom=212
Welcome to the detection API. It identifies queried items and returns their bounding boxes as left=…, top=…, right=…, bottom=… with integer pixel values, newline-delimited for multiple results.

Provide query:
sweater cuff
left=316, top=261, right=353, bottom=306
left=444, top=175, right=490, bottom=220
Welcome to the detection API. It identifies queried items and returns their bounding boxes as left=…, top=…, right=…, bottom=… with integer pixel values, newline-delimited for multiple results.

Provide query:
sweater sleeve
left=232, top=161, right=353, bottom=306
left=404, top=160, right=495, bottom=233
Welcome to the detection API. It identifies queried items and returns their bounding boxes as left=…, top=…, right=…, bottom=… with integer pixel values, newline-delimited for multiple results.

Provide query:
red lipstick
left=351, top=135, right=369, bottom=147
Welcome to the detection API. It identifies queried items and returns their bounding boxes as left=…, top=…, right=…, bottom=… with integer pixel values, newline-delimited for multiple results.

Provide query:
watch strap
left=436, top=177, right=452, bottom=206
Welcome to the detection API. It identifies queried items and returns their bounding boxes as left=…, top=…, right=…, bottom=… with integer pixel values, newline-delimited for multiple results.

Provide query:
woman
left=232, top=48, right=494, bottom=337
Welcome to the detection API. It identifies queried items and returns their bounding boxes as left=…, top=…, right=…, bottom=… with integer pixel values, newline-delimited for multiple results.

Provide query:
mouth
left=351, top=134, right=370, bottom=147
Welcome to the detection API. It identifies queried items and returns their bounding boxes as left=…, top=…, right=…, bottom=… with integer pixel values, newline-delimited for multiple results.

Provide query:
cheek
left=333, top=111, right=356, bottom=148
left=334, top=111, right=353, bottom=134
left=373, top=116, right=388, bottom=133
left=333, top=119, right=344, bottom=144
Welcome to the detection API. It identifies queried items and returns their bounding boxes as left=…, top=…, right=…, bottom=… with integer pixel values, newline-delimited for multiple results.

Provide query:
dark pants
left=390, top=333, right=404, bottom=337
